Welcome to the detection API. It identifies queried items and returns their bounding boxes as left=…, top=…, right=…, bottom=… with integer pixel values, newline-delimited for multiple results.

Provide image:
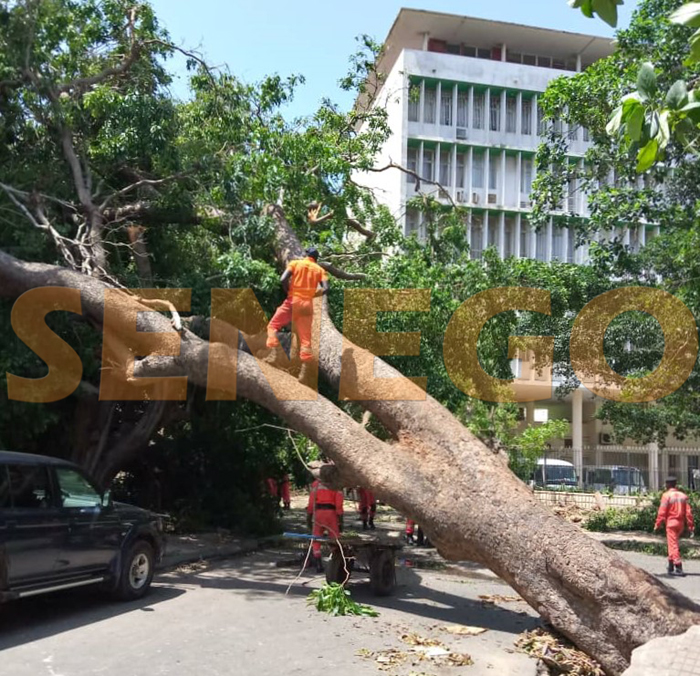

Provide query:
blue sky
left=149, top=0, right=638, bottom=119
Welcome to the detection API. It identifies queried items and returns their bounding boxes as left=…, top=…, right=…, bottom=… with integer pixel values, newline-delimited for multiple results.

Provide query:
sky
left=148, top=0, right=639, bottom=119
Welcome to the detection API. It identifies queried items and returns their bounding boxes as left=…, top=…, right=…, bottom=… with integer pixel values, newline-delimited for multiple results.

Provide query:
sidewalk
left=160, top=532, right=260, bottom=570
left=586, top=529, right=700, bottom=550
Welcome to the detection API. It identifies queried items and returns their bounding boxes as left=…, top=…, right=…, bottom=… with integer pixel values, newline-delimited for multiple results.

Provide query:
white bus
left=532, top=458, right=579, bottom=490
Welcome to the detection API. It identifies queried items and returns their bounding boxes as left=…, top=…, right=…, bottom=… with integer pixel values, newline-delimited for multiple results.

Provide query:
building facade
left=356, top=9, right=697, bottom=490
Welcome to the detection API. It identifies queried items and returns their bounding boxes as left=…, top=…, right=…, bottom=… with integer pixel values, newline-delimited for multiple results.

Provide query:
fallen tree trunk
left=1, top=245, right=699, bottom=675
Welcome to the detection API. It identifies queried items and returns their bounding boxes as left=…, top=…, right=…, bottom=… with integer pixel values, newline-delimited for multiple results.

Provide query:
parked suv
left=0, top=451, right=165, bottom=604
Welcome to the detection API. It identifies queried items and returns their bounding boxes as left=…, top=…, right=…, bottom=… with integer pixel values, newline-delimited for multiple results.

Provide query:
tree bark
left=1, top=247, right=699, bottom=675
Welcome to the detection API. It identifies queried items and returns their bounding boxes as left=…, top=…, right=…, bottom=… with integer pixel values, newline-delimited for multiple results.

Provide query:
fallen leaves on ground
left=515, top=628, right=605, bottom=676
left=400, top=633, right=446, bottom=647
left=357, top=634, right=474, bottom=671
left=442, top=624, right=488, bottom=636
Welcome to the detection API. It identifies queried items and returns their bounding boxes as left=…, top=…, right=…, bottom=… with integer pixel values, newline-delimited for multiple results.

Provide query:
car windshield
left=612, top=468, right=644, bottom=487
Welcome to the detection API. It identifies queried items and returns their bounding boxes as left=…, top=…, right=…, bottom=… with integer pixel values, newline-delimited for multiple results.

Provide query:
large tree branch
left=369, top=161, right=458, bottom=208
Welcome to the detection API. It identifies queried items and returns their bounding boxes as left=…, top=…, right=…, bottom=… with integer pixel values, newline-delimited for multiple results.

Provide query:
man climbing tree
left=264, top=246, right=329, bottom=385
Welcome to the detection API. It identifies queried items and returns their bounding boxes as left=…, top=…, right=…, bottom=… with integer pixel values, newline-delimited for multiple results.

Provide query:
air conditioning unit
left=487, top=193, right=498, bottom=205
left=599, top=432, right=614, bottom=445
left=472, top=192, right=480, bottom=204
left=456, top=190, right=466, bottom=203
left=456, top=127, right=467, bottom=140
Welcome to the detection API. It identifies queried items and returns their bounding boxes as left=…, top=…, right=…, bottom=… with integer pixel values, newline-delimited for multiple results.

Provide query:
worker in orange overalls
left=357, top=488, right=376, bottom=531
left=654, top=476, right=695, bottom=576
left=266, top=247, right=329, bottom=385
left=307, top=478, right=344, bottom=573
left=280, top=473, right=291, bottom=510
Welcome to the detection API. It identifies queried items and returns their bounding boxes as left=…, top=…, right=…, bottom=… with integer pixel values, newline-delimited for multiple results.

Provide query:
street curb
left=158, top=539, right=262, bottom=571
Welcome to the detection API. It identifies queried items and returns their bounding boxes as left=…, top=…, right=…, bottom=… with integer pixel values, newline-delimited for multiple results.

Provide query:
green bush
left=585, top=491, right=700, bottom=533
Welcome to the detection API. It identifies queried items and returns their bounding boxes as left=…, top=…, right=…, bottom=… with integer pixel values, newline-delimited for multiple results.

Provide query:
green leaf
left=687, top=29, right=700, bottom=64
left=670, top=2, right=700, bottom=28
left=658, top=110, right=671, bottom=149
left=626, top=105, right=644, bottom=141
left=606, top=106, right=624, bottom=135
left=637, top=63, right=657, bottom=102
left=666, top=80, right=689, bottom=110
left=636, top=138, right=659, bottom=172
left=592, top=0, right=618, bottom=27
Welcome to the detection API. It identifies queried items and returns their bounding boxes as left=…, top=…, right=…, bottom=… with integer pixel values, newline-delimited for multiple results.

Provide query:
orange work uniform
left=307, top=480, right=344, bottom=560
left=655, top=487, right=695, bottom=566
left=266, top=257, right=328, bottom=362
left=357, top=488, right=376, bottom=526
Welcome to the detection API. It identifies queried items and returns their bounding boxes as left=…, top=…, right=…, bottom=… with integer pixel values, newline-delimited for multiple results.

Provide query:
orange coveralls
left=655, top=487, right=695, bottom=565
left=357, top=488, right=376, bottom=522
left=266, top=257, right=328, bottom=362
left=307, top=480, right=344, bottom=559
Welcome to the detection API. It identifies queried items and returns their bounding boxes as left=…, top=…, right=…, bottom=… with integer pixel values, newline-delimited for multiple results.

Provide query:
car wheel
left=115, top=540, right=154, bottom=601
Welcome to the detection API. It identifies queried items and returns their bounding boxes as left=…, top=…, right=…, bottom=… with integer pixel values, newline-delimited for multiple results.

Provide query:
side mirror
left=101, top=490, right=112, bottom=509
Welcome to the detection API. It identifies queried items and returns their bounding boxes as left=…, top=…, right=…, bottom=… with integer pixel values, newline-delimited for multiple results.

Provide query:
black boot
left=315, top=557, right=324, bottom=574
left=362, top=520, right=368, bottom=531
left=668, top=560, right=675, bottom=575
left=405, top=532, right=415, bottom=545
left=369, top=517, right=375, bottom=531
left=674, top=563, right=686, bottom=577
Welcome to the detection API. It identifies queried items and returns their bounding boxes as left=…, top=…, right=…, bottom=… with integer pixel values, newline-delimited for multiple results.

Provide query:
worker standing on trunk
left=307, top=479, right=344, bottom=573
left=265, top=247, right=329, bottom=385
left=357, top=488, right=376, bottom=530
left=654, top=476, right=695, bottom=576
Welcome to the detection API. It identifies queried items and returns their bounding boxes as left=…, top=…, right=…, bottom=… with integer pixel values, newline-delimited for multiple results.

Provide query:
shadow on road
left=0, top=584, right=184, bottom=650
left=170, top=555, right=539, bottom=636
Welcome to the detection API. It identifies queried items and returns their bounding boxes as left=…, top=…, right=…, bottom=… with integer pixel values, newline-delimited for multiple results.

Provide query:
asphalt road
left=0, top=549, right=698, bottom=676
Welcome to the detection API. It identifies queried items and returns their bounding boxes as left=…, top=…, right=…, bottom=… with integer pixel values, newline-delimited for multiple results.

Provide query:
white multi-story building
left=356, top=9, right=697, bottom=489
left=357, top=9, right=659, bottom=262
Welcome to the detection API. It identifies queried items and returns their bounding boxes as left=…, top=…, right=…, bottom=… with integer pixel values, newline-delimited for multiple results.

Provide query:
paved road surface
left=0, top=549, right=698, bottom=676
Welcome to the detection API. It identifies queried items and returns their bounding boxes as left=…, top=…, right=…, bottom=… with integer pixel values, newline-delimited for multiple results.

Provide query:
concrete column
left=483, top=210, right=490, bottom=253
left=562, top=227, right=569, bottom=264
left=516, top=152, right=522, bottom=206
left=578, top=159, right=585, bottom=213
left=468, top=86, right=474, bottom=129
left=451, top=144, right=457, bottom=198
left=422, top=32, right=430, bottom=51
left=648, top=442, right=660, bottom=491
left=500, top=90, right=507, bottom=135
left=466, top=209, right=472, bottom=247
left=501, top=43, right=507, bottom=62
left=623, top=227, right=631, bottom=249
left=572, top=389, right=584, bottom=487
left=526, top=401, right=535, bottom=425
left=467, top=146, right=474, bottom=199
left=546, top=217, right=553, bottom=262
left=530, top=220, right=537, bottom=259
left=419, top=80, right=425, bottom=124
left=516, top=92, right=523, bottom=135
left=640, top=225, right=647, bottom=248
left=436, top=81, right=442, bottom=127
left=593, top=399, right=603, bottom=466
left=418, top=141, right=424, bottom=182
left=484, top=150, right=491, bottom=200
left=499, top=211, right=506, bottom=258
left=436, top=142, right=441, bottom=189
left=515, top=213, right=522, bottom=258
left=452, top=83, right=458, bottom=130
left=532, top=94, right=538, bottom=136
left=485, top=88, right=491, bottom=138
left=500, top=149, right=507, bottom=206
left=661, top=450, right=670, bottom=482
left=576, top=53, right=582, bottom=72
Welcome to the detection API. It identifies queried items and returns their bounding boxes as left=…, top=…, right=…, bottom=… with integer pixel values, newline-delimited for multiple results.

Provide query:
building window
left=406, top=147, right=418, bottom=183
left=477, top=47, right=491, bottom=60
left=441, top=91, right=453, bottom=126
left=552, top=226, right=564, bottom=260
left=472, top=153, right=484, bottom=188
left=553, top=58, right=566, bottom=70
left=521, top=158, right=533, bottom=195
left=456, top=152, right=466, bottom=189
left=536, top=227, right=547, bottom=261
left=408, top=85, right=420, bottom=122
left=471, top=216, right=483, bottom=259
left=473, top=92, right=485, bottom=129
left=522, top=54, right=537, bottom=66
left=424, top=88, right=436, bottom=124
left=446, top=43, right=460, bottom=55
left=406, top=209, right=420, bottom=236
left=537, top=56, right=552, bottom=68
left=505, top=217, right=516, bottom=257
left=568, top=177, right=577, bottom=212
left=422, top=148, right=434, bottom=181
left=520, top=219, right=530, bottom=257
left=506, top=94, right=517, bottom=133
left=439, top=149, right=450, bottom=186
left=567, top=227, right=575, bottom=263
left=507, top=51, right=522, bottom=64
left=521, top=98, right=532, bottom=135
left=463, top=45, right=476, bottom=57
left=488, top=218, right=498, bottom=248
left=538, top=105, right=546, bottom=136
left=534, top=408, right=549, bottom=423
left=488, top=154, right=498, bottom=191
left=490, top=92, right=501, bottom=131
left=457, top=92, right=469, bottom=127
left=583, top=127, right=590, bottom=142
